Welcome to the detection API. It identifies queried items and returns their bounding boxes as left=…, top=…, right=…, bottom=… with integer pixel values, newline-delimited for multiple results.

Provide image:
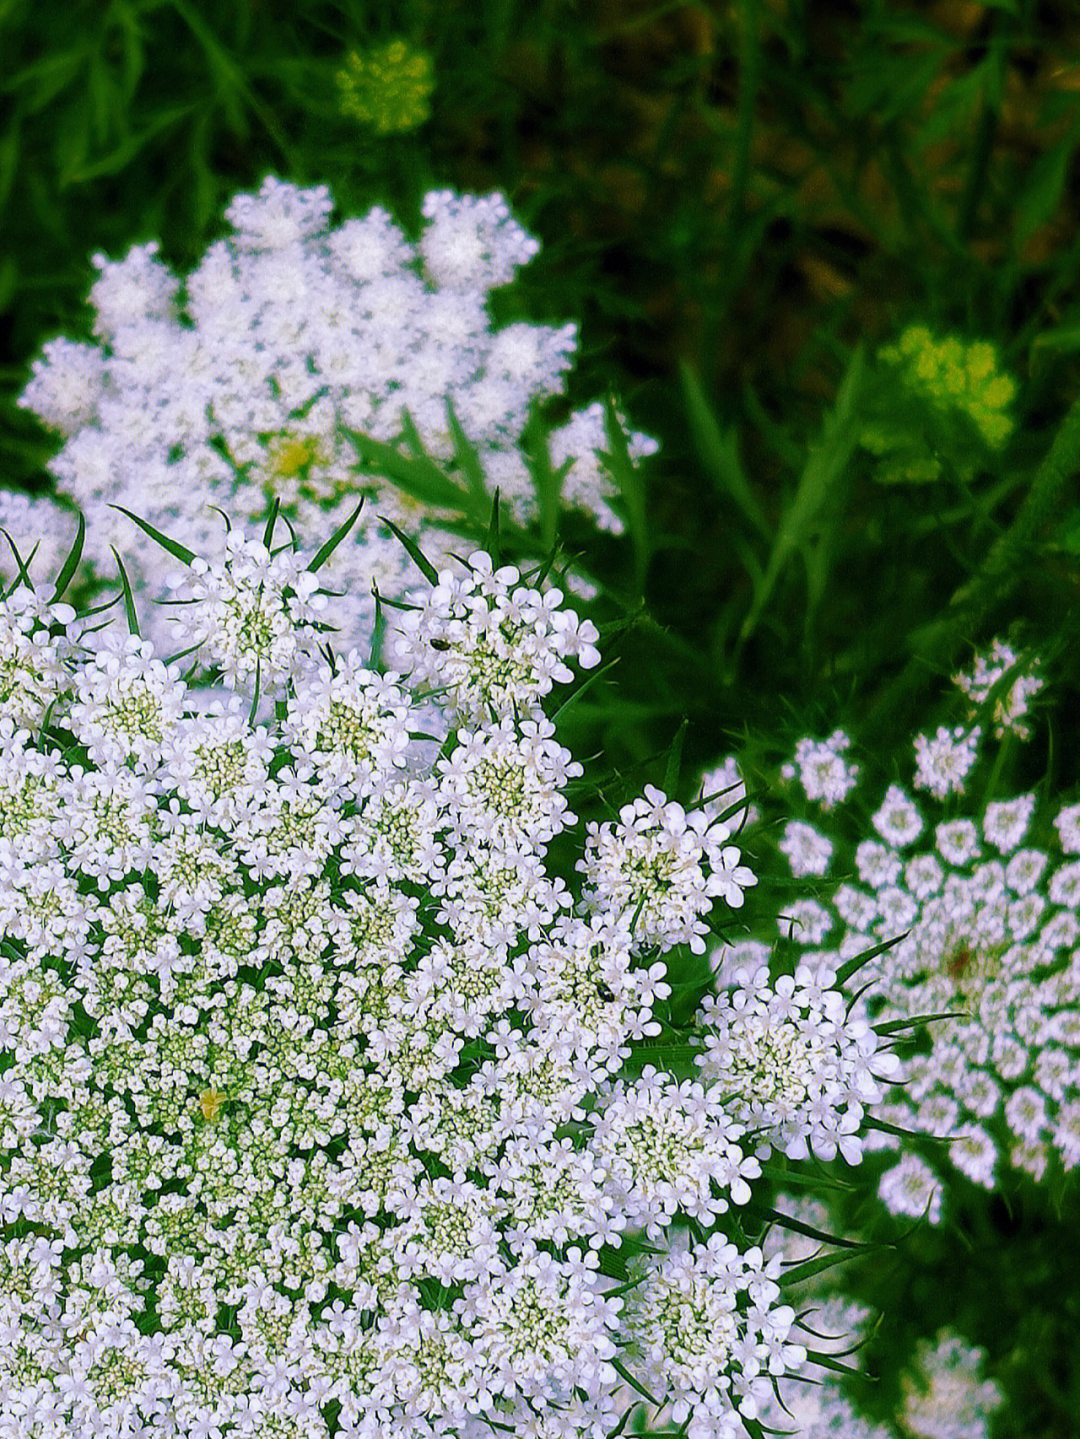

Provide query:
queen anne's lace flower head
left=781, top=731, right=859, bottom=809
left=767, top=745, right=1080, bottom=1211
left=0, top=521, right=899, bottom=1439
left=900, top=1331, right=1002, bottom=1439
left=0, top=588, right=75, bottom=729
left=14, top=177, right=658, bottom=652
left=622, top=1235, right=806, bottom=1439
left=913, top=724, right=981, bottom=799
left=392, top=550, right=600, bottom=722
left=697, top=963, right=900, bottom=1164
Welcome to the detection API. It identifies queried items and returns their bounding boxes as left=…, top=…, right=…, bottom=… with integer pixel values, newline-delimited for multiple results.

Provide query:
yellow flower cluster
left=880, top=326, right=1017, bottom=449
left=337, top=39, right=433, bottom=135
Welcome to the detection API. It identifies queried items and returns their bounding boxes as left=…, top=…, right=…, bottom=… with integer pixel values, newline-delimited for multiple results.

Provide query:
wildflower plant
left=336, top=40, right=435, bottom=135
left=707, top=637, right=1078, bottom=1225
left=899, top=1331, right=1003, bottom=1439
left=859, top=326, right=1018, bottom=485
left=11, top=177, right=657, bottom=645
left=0, top=510, right=905, bottom=1439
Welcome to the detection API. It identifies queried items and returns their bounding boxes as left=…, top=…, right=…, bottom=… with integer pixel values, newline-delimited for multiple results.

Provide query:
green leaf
left=345, top=425, right=469, bottom=511
left=679, top=360, right=769, bottom=538
left=550, top=657, right=620, bottom=722
left=663, top=718, right=688, bottom=796
left=865, top=1114, right=939, bottom=1141
left=803, top=1350, right=866, bottom=1379
left=307, top=499, right=364, bottom=573
left=110, top=547, right=140, bottom=637
left=369, top=582, right=386, bottom=669
left=247, top=658, right=262, bottom=726
left=835, top=930, right=907, bottom=988
left=758, top=1163, right=852, bottom=1193
left=521, top=410, right=571, bottom=553
left=739, top=346, right=865, bottom=643
left=1016, top=133, right=1075, bottom=247
left=609, top=1357, right=661, bottom=1408
left=602, top=395, right=650, bottom=592
left=378, top=516, right=439, bottom=585
left=0, top=121, right=19, bottom=212
left=872, top=1011, right=965, bottom=1036
left=752, top=1204, right=864, bottom=1250
left=1031, top=323, right=1080, bottom=357
left=262, top=497, right=281, bottom=551
left=50, top=510, right=85, bottom=603
left=1, top=529, right=37, bottom=594
left=111, top=507, right=195, bottom=566
left=484, top=490, right=501, bottom=569
left=779, top=1249, right=866, bottom=1287
left=445, top=401, right=490, bottom=511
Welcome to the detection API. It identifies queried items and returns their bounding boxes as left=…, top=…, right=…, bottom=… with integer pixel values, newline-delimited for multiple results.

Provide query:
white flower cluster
left=623, top=1235, right=805, bottom=1439
left=12, top=176, right=657, bottom=642
left=577, top=786, right=757, bottom=955
left=953, top=637, right=1042, bottom=740
left=699, top=756, right=758, bottom=832
left=781, top=731, right=859, bottom=809
left=908, top=639, right=1043, bottom=800
left=0, top=488, right=78, bottom=590
left=900, top=1331, right=1002, bottom=1439
left=912, top=724, right=981, bottom=800
left=390, top=550, right=600, bottom=721
left=755, top=1292, right=892, bottom=1439
left=0, top=528, right=834, bottom=1439
left=775, top=772, right=1080, bottom=1208
left=697, top=964, right=900, bottom=1164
